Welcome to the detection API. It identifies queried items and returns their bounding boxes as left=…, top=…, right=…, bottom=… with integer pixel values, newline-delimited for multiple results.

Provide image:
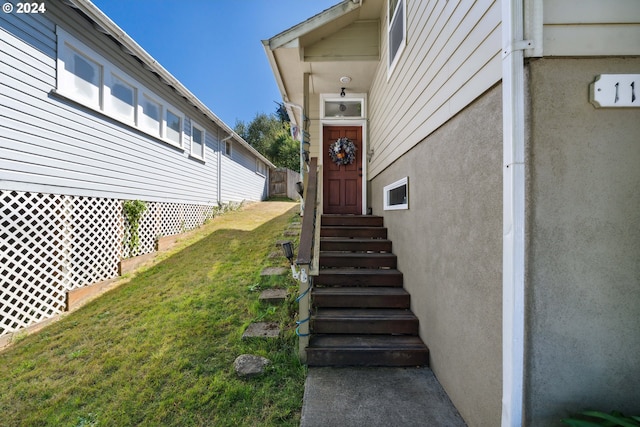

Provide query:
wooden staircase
left=306, top=214, right=430, bottom=366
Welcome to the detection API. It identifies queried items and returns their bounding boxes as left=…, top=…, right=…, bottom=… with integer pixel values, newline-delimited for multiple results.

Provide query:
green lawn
left=0, top=201, right=305, bottom=427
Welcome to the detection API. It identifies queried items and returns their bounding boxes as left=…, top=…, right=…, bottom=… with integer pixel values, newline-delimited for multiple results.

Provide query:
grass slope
left=0, top=201, right=304, bottom=427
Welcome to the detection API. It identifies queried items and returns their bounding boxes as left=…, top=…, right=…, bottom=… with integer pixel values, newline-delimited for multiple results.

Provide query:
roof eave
left=267, top=0, right=362, bottom=50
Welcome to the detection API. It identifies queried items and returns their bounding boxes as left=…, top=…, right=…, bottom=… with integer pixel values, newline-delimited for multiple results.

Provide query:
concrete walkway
left=300, top=367, right=467, bottom=427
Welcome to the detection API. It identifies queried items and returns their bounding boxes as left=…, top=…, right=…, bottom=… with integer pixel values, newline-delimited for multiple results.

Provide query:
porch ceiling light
left=340, top=76, right=351, bottom=84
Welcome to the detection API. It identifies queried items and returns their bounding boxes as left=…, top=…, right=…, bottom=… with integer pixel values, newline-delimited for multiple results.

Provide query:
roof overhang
left=64, top=0, right=276, bottom=169
left=263, top=0, right=384, bottom=126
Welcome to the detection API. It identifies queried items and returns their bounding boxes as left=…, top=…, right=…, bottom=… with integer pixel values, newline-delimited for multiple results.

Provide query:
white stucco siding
left=543, top=0, right=640, bottom=56
left=368, top=0, right=501, bottom=178
left=220, top=143, right=268, bottom=203
left=0, top=6, right=225, bottom=205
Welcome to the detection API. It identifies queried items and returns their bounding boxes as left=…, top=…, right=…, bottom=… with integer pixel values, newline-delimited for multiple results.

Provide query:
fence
left=269, top=168, right=301, bottom=201
left=0, top=190, right=215, bottom=336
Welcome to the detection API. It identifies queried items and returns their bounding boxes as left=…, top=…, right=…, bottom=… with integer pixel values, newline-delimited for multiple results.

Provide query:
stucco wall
left=370, top=85, right=503, bottom=427
left=526, top=58, right=640, bottom=425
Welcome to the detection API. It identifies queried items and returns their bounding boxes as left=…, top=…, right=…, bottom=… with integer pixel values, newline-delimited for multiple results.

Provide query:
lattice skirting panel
left=1, top=190, right=215, bottom=336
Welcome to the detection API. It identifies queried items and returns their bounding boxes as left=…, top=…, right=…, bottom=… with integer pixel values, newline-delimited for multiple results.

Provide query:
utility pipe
left=501, top=0, right=530, bottom=425
left=218, top=134, right=233, bottom=205
left=283, top=102, right=305, bottom=213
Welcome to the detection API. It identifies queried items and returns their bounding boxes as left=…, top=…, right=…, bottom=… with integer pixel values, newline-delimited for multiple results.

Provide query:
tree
left=234, top=108, right=300, bottom=172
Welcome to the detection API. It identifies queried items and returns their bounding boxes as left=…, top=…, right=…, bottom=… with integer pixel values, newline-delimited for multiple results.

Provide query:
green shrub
left=122, top=199, right=147, bottom=256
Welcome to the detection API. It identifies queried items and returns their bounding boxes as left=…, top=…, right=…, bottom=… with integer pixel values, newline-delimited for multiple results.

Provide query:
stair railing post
left=296, top=158, right=320, bottom=363
left=296, top=264, right=311, bottom=362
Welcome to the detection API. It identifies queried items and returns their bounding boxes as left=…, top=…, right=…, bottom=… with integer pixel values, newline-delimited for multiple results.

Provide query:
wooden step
left=320, top=238, right=392, bottom=252
left=312, top=287, right=410, bottom=308
left=312, top=308, right=419, bottom=335
left=321, top=226, right=387, bottom=239
left=319, top=252, right=397, bottom=269
left=315, top=268, right=404, bottom=287
left=322, top=215, right=384, bottom=227
left=306, top=335, right=429, bottom=367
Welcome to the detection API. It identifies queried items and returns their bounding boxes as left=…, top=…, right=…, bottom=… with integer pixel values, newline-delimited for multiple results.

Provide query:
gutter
left=68, top=0, right=275, bottom=170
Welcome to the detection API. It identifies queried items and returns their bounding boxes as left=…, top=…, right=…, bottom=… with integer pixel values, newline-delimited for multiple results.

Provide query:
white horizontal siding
left=0, top=38, right=217, bottom=203
left=368, top=0, right=501, bottom=178
left=220, top=143, right=268, bottom=203
left=542, top=0, right=640, bottom=56
left=0, top=7, right=55, bottom=58
left=0, top=3, right=268, bottom=206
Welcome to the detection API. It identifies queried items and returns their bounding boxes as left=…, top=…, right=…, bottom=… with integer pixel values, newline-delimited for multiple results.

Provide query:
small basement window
left=383, top=177, right=408, bottom=210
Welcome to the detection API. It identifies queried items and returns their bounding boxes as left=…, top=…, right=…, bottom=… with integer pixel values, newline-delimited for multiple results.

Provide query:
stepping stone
left=288, top=223, right=301, bottom=229
left=242, top=322, right=280, bottom=339
left=259, top=288, right=287, bottom=304
left=284, top=230, right=298, bottom=237
left=234, top=354, right=271, bottom=377
left=268, top=251, right=283, bottom=259
left=261, top=266, right=287, bottom=276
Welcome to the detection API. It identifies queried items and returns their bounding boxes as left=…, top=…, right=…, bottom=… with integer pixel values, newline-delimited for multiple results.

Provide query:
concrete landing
left=300, top=367, right=467, bottom=427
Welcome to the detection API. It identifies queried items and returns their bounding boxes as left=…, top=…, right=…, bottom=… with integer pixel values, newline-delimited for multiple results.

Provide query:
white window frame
left=139, top=93, right=162, bottom=137
left=387, top=0, right=407, bottom=78
left=164, top=108, right=183, bottom=147
left=383, top=176, right=409, bottom=210
left=106, top=72, right=137, bottom=125
left=223, top=140, right=232, bottom=158
left=56, top=27, right=184, bottom=150
left=58, top=42, right=103, bottom=110
left=190, top=122, right=206, bottom=161
left=256, top=159, right=266, bottom=176
left=320, top=93, right=366, bottom=119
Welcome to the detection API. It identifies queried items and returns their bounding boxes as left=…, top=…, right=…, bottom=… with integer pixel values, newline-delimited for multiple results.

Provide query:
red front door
left=323, top=126, right=362, bottom=214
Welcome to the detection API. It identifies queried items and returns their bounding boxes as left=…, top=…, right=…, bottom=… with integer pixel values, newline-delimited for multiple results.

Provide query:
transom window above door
left=321, top=94, right=366, bottom=119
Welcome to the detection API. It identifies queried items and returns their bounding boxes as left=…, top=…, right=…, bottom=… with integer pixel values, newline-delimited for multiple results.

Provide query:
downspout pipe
left=502, top=0, right=531, bottom=425
left=284, top=102, right=305, bottom=213
left=219, top=134, right=233, bottom=205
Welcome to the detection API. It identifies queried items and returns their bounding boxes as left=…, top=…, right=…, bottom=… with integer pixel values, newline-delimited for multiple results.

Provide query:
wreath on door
left=328, top=137, right=357, bottom=166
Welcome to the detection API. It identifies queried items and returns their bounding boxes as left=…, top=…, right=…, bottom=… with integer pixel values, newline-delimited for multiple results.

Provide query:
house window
left=165, top=110, right=182, bottom=146
left=223, top=140, right=232, bottom=157
left=324, top=100, right=363, bottom=118
left=140, top=95, right=161, bottom=136
left=108, top=74, right=135, bottom=123
left=256, top=159, right=266, bottom=176
left=191, top=123, right=205, bottom=160
left=62, top=48, right=102, bottom=108
left=388, top=0, right=406, bottom=74
left=321, top=94, right=366, bottom=119
left=383, top=177, right=409, bottom=210
left=56, top=27, right=186, bottom=149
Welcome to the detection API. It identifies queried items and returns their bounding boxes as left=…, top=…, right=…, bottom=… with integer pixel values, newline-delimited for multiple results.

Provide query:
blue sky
left=91, top=0, right=339, bottom=127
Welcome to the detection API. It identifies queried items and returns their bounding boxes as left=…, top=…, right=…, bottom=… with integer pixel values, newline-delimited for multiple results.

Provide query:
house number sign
left=590, top=74, right=639, bottom=108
